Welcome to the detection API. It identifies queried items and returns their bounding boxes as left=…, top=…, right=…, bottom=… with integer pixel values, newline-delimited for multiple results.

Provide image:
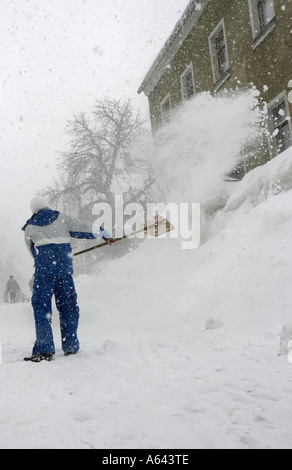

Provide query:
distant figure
left=6, top=275, right=20, bottom=303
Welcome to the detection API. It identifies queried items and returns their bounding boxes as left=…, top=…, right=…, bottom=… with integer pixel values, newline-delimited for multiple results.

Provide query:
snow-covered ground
left=1, top=145, right=292, bottom=449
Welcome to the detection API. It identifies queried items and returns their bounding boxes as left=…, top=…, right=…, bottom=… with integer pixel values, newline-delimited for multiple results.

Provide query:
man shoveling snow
left=22, top=196, right=113, bottom=362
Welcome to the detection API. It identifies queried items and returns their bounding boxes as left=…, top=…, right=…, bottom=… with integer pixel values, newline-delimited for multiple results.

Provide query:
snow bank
left=225, top=148, right=292, bottom=211
left=72, top=150, right=292, bottom=448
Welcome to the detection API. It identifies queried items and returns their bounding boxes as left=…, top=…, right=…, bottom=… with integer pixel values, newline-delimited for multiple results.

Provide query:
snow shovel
left=73, top=214, right=175, bottom=257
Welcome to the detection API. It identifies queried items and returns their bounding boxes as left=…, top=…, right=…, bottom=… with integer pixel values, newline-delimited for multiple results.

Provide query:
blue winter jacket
left=22, top=209, right=110, bottom=277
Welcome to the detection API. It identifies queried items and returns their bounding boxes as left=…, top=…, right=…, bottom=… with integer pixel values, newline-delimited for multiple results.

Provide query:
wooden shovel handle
left=73, top=216, right=168, bottom=257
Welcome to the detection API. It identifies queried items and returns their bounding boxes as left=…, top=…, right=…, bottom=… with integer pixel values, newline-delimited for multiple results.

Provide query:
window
left=248, top=0, right=276, bottom=48
left=209, top=20, right=231, bottom=92
left=161, top=94, right=171, bottom=125
left=268, top=93, right=292, bottom=156
left=181, top=64, right=195, bottom=101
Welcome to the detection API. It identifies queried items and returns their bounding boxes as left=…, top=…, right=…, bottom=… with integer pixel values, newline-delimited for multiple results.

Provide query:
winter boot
left=23, top=353, right=54, bottom=363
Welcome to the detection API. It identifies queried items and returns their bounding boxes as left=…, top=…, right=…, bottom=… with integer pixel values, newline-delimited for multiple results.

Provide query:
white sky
left=0, top=0, right=190, bottom=224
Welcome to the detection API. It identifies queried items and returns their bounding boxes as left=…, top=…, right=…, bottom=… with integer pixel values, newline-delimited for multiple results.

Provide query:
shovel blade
left=144, top=214, right=175, bottom=237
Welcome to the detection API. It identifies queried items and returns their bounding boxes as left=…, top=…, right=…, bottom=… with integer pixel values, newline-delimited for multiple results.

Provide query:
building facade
left=138, top=0, right=292, bottom=174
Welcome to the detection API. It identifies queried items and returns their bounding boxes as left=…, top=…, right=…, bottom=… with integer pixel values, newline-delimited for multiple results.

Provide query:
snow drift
left=1, top=91, right=292, bottom=449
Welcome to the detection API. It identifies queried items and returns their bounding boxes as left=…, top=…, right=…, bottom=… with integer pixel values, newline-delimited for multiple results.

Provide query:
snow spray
left=154, top=89, right=265, bottom=205
left=93, top=89, right=265, bottom=250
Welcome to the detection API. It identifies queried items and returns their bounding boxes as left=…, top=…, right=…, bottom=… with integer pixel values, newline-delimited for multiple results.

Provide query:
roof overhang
left=138, top=0, right=211, bottom=97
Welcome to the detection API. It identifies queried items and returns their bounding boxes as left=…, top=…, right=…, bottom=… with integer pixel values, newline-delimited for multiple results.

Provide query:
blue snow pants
left=31, top=275, right=80, bottom=355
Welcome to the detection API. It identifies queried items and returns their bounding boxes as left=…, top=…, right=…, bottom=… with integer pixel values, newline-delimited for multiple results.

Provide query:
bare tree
left=43, top=98, right=153, bottom=219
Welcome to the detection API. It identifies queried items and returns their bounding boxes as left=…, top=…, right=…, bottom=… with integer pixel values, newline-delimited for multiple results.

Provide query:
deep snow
left=1, top=90, right=292, bottom=449
left=1, top=144, right=292, bottom=449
